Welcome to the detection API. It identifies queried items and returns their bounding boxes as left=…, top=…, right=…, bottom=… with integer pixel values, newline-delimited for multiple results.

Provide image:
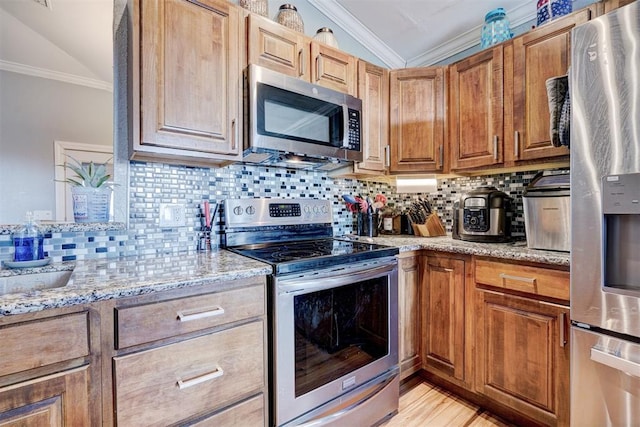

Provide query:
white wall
left=0, top=71, right=112, bottom=223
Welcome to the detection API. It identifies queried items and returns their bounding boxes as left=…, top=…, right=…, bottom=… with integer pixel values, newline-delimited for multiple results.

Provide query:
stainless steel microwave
left=243, top=64, right=363, bottom=169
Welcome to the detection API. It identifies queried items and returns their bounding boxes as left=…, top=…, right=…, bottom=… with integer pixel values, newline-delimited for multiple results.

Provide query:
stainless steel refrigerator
left=570, top=2, right=640, bottom=426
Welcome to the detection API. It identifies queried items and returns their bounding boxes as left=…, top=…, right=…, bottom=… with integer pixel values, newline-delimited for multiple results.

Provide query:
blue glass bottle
left=480, top=8, right=513, bottom=49
left=13, top=212, right=44, bottom=262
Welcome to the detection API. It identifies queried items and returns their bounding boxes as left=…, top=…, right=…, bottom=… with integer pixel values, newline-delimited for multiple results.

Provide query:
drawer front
left=115, top=282, right=264, bottom=348
left=188, top=394, right=264, bottom=427
left=0, top=312, right=89, bottom=377
left=475, top=259, right=569, bottom=301
left=114, top=320, right=264, bottom=427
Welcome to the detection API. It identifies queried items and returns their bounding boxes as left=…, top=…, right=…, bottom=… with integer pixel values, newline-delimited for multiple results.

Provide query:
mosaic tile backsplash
left=1, top=161, right=559, bottom=263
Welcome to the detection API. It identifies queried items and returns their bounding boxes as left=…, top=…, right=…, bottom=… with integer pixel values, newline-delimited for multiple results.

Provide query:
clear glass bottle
left=12, top=212, right=44, bottom=262
left=480, top=8, right=512, bottom=49
left=275, top=4, right=304, bottom=33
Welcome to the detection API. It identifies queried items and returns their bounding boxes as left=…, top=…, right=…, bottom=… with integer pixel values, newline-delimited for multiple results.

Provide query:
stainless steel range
left=222, top=198, right=400, bottom=427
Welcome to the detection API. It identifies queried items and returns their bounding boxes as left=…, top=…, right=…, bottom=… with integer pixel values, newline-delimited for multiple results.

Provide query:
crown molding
left=307, top=0, right=406, bottom=68
left=309, top=0, right=536, bottom=68
left=0, top=60, right=113, bottom=92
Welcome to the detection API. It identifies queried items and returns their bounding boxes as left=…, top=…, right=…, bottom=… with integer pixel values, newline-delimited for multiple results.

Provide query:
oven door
left=274, top=257, right=399, bottom=426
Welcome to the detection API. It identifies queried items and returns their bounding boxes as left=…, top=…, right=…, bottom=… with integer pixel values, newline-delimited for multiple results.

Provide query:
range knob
left=246, top=206, right=256, bottom=215
left=233, top=205, right=243, bottom=216
left=304, top=205, right=311, bottom=214
left=321, top=205, right=329, bottom=214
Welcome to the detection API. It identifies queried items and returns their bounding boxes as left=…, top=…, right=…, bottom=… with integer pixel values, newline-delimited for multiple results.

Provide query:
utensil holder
left=357, top=213, right=379, bottom=237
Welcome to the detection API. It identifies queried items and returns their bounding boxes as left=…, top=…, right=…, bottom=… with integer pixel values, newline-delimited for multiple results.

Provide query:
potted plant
left=60, top=156, right=114, bottom=223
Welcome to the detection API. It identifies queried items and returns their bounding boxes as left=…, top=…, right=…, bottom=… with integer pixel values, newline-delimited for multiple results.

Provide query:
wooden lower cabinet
left=0, top=366, right=91, bottom=426
left=397, top=252, right=421, bottom=379
left=475, top=290, right=570, bottom=427
left=420, top=253, right=473, bottom=389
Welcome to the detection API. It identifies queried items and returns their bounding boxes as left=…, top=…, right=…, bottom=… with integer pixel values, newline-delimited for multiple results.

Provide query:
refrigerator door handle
left=590, top=347, right=640, bottom=378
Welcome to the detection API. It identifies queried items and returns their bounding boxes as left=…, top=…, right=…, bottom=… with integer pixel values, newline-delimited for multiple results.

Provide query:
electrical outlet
left=159, top=203, right=186, bottom=227
left=32, top=210, right=53, bottom=221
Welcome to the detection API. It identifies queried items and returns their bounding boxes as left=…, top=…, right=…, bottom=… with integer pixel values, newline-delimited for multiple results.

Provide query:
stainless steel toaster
left=522, top=170, right=570, bottom=252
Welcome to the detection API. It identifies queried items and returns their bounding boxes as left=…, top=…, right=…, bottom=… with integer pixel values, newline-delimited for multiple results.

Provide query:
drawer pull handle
left=177, top=367, right=224, bottom=390
left=177, top=306, right=225, bottom=322
left=499, top=273, right=535, bottom=284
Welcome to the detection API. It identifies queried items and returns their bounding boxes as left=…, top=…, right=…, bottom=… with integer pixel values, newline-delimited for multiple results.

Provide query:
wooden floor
left=381, top=378, right=513, bottom=427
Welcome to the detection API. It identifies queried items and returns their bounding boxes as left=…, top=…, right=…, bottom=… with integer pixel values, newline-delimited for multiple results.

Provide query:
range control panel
left=225, top=198, right=332, bottom=227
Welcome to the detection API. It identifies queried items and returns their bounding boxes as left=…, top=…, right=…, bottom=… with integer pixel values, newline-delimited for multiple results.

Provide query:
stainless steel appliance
left=570, top=3, right=640, bottom=426
left=452, top=186, right=512, bottom=242
left=222, top=198, right=400, bottom=427
left=243, top=64, right=363, bottom=170
left=522, top=169, right=570, bottom=252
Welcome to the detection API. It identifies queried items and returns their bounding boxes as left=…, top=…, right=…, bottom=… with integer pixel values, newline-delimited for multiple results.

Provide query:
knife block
left=412, top=212, right=446, bottom=237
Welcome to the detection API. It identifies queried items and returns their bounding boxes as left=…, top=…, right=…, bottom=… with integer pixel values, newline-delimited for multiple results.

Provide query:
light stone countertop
left=0, top=250, right=272, bottom=316
left=0, top=235, right=569, bottom=317
left=343, top=235, right=570, bottom=267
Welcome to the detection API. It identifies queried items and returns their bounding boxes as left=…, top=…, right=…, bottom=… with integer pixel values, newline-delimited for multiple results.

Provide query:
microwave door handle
left=342, top=104, right=350, bottom=148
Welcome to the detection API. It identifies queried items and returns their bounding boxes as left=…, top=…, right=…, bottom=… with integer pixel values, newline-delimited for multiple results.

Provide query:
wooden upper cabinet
left=310, top=42, right=357, bottom=96
left=354, top=60, right=389, bottom=174
left=389, top=67, right=446, bottom=173
left=247, top=14, right=357, bottom=95
left=247, top=14, right=310, bottom=80
left=449, top=46, right=504, bottom=170
left=133, top=0, right=242, bottom=163
left=506, top=9, right=590, bottom=163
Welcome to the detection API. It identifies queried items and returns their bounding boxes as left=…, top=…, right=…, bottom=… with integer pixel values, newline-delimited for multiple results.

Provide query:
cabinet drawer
left=115, top=282, right=264, bottom=348
left=475, top=259, right=569, bottom=301
left=114, top=320, right=264, bottom=427
left=0, top=312, right=89, bottom=377
left=188, top=394, right=264, bottom=426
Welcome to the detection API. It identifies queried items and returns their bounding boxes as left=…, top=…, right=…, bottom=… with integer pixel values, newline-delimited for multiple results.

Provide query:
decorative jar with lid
left=239, top=0, right=268, bottom=17
left=480, top=8, right=513, bottom=49
left=275, top=4, right=304, bottom=33
left=313, top=27, right=339, bottom=48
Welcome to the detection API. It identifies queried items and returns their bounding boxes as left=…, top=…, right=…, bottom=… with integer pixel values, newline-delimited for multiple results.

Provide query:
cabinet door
left=247, top=14, right=310, bottom=81
left=398, top=253, right=421, bottom=379
left=508, top=10, right=590, bottom=162
left=0, top=366, right=91, bottom=426
left=389, top=67, right=446, bottom=173
left=449, top=46, right=504, bottom=170
left=421, top=255, right=467, bottom=385
left=354, top=60, right=389, bottom=174
left=136, top=0, right=241, bottom=159
left=311, top=42, right=357, bottom=96
left=475, top=291, right=570, bottom=427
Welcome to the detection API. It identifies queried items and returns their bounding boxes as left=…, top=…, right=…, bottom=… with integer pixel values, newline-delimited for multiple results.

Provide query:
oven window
left=293, top=276, right=388, bottom=397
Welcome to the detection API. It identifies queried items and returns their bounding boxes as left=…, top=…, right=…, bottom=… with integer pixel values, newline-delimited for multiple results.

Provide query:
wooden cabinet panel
left=354, top=60, right=389, bottom=174
left=508, top=10, right=590, bottom=162
left=398, top=253, right=421, bottom=379
left=247, top=14, right=309, bottom=80
left=449, top=46, right=504, bottom=170
left=475, top=258, right=569, bottom=301
left=134, top=0, right=242, bottom=162
left=311, top=43, right=357, bottom=96
left=0, top=312, right=89, bottom=377
left=476, top=291, right=570, bottom=426
left=0, top=366, right=91, bottom=426
left=390, top=67, right=446, bottom=173
left=115, top=281, right=265, bottom=348
left=189, top=394, right=264, bottom=426
left=113, top=320, right=264, bottom=427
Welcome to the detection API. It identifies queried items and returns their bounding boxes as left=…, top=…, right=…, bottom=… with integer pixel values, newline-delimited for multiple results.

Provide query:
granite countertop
left=0, top=235, right=569, bottom=317
left=347, top=235, right=571, bottom=267
left=0, top=251, right=271, bottom=316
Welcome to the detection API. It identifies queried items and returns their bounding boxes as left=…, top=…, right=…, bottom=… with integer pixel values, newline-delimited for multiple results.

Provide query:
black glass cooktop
left=228, top=238, right=399, bottom=275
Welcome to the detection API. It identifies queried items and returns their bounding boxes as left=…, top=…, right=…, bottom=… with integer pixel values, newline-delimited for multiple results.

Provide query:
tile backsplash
left=1, top=161, right=559, bottom=263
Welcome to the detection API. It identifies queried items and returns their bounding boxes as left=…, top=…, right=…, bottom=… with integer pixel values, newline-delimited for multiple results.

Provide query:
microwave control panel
left=346, top=109, right=361, bottom=151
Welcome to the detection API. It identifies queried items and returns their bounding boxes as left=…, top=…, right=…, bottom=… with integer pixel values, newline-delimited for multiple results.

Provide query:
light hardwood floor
left=382, top=379, right=513, bottom=427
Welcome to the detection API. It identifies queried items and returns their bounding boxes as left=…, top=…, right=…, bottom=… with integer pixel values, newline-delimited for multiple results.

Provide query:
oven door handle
left=591, top=347, right=640, bottom=378
left=278, top=262, right=396, bottom=295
